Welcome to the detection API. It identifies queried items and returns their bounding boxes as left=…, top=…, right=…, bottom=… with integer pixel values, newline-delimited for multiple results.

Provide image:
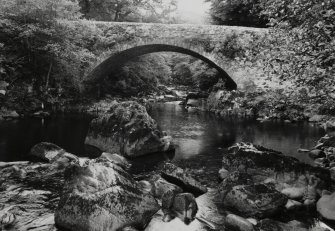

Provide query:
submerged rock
left=226, top=214, right=254, bottom=231
left=317, top=191, right=335, bottom=221
left=85, top=101, right=174, bottom=157
left=161, top=163, right=207, bottom=197
left=223, top=184, right=288, bottom=219
left=30, top=142, right=66, bottom=162
left=55, top=156, right=160, bottom=231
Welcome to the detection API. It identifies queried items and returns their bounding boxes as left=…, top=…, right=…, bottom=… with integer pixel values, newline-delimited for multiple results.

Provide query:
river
left=0, top=101, right=325, bottom=186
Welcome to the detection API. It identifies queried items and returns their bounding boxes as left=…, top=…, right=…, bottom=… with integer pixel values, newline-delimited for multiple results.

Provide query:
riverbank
left=206, top=87, right=335, bottom=125
left=1, top=142, right=335, bottom=230
left=1, top=100, right=335, bottom=230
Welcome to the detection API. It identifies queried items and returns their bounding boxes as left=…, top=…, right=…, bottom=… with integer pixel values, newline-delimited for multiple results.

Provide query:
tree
left=0, top=0, right=83, bottom=95
left=79, top=0, right=177, bottom=23
left=206, top=0, right=268, bottom=27
left=258, top=0, right=335, bottom=97
left=101, top=53, right=172, bottom=96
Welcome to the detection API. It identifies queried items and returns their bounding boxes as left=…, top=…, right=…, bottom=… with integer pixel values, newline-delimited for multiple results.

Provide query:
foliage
left=206, top=0, right=268, bottom=27
left=79, top=0, right=177, bottom=23
left=257, top=0, right=335, bottom=97
left=101, top=53, right=172, bottom=96
left=0, top=0, right=83, bottom=94
left=169, top=54, right=219, bottom=91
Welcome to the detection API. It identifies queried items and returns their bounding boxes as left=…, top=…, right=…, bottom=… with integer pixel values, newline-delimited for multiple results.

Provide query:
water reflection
left=0, top=103, right=324, bottom=167
left=148, top=102, right=324, bottom=172
left=0, top=115, right=93, bottom=161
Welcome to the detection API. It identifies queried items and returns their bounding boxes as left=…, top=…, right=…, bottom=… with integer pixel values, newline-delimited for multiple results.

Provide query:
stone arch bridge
left=83, top=21, right=266, bottom=93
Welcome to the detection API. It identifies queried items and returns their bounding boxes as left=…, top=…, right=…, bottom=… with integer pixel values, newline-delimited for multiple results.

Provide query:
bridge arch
left=86, top=44, right=237, bottom=94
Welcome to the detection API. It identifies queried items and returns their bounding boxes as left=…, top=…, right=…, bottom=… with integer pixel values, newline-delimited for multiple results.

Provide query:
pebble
left=219, top=168, right=229, bottom=180
left=246, top=218, right=258, bottom=226
left=226, top=214, right=254, bottom=231
left=281, top=187, right=305, bottom=200
left=285, top=199, right=303, bottom=210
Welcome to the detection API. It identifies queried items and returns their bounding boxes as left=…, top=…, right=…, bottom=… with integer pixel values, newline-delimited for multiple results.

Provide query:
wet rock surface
left=161, top=163, right=208, bottom=197
left=0, top=158, right=66, bottom=230
left=30, top=142, right=66, bottom=162
left=85, top=101, right=174, bottom=157
left=2, top=133, right=335, bottom=231
left=55, top=156, right=160, bottom=231
left=317, top=191, right=335, bottom=221
left=223, top=184, right=288, bottom=218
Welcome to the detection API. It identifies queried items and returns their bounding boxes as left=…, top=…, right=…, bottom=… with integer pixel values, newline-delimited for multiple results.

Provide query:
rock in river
left=222, top=143, right=331, bottom=191
left=55, top=156, right=160, bottom=231
left=223, top=184, right=288, bottom=219
left=317, top=191, right=335, bottom=221
left=30, top=142, right=66, bottom=162
left=226, top=214, right=254, bottom=231
left=161, top=163, right=207, bottom=197
left=85, top=101, right=174, bottom=157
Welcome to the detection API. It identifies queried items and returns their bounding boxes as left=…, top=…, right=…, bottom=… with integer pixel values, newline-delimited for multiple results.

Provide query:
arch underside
left=87, top=44, right=237, bottom=91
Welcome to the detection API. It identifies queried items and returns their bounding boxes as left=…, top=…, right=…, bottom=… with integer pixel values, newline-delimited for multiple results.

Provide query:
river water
left=0, top=102, right=324, bottom=167
left=130, top=102, right=325, bottom=185
left=0, top=101, right=327, bottom=230
left=0, top=100, right=325, bottom=192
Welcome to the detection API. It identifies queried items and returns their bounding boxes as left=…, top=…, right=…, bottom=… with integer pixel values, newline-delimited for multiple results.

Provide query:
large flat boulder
left=55, top=156, right=160, bottom=231
left=85, top=101, right=174, bottom=157
left=317, top=191, right=335, bottom=221
left=223, top=184, right=288, bottom=218
left=161, top=163, right=207, bottom=197
left=222, top=143, right=331, bottom=190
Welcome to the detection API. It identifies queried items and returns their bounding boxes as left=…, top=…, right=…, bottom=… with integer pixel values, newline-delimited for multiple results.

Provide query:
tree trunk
left=45, top=62, right=53, bottom=90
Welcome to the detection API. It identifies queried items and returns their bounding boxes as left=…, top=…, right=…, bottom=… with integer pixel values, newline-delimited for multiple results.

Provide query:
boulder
left=281, top=187, right=305, bottom=200
left=100, top=152, right=131, bottom=169
left=330, top=167, right=335, bottom=181
left=161, top=163, right=207, bottom=197
left=0, top=161, right=67, bottom=231
left=259, top=219, right=308, bottom=231
left=226, top=214, right=254, bottom=231
left=150, top=176, right=182, bottom=199
left=323, top=121, right=335, bottom=137
left=321, top=136, right=335, bottom=148
left=309, top=149, right=326, bottom=159
left=219, top=168, right=229, bottom=180
left=171, top=193, right=198, bottom=224
left=30, top=142, right=66, bottom=162
left=218, top=171, right=253, bottom=200
left=223, top=143, right=331, bottom=190
left=223, top=184, right=288, bottom=219
left=285, top=199, right=303, bottom=210
left=85, top=101, right=174, bottom=157
left=55, top=157, right=160, bottom=231
left=309, top=115, right=327, bottom=123
left=2, top=110, right=19, bottom=119
left=317, top=191, right=335, bottom=221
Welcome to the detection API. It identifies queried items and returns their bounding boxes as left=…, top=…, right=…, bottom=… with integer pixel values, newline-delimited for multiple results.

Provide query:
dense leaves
left=100, top=53, right=220, bottom=96
left=0, top=0, right=82, bottom=91
left=258, top=0, right=335, bottom=98
left=79, top=0, right=178, bottom=23
left=206, top=0, right=268, bottom=27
